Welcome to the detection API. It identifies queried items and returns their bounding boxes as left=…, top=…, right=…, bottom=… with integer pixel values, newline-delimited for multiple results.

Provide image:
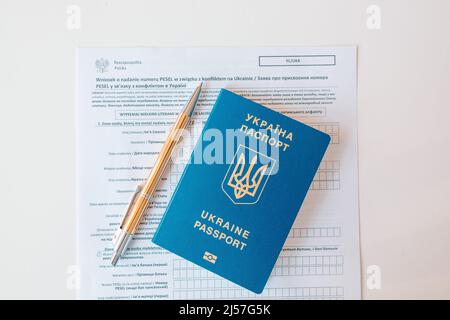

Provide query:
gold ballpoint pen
left=111, top=82, right=203, bottom=265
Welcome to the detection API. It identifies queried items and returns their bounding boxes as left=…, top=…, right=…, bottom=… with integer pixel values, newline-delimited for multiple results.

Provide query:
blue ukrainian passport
left=153, top=89, right=330, bottom=293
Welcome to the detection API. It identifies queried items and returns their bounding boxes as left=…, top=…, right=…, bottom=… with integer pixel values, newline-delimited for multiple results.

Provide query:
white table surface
left=0, top=0, right=449, bottom=299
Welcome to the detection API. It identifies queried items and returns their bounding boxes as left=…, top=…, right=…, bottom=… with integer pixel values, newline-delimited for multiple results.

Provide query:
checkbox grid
left=173, top=286, right=344, bottom=300
left=310, top=160, right=340, bottom=190
left=168, top=163, right=186, bottom=186
left=288, top=226, right=342, bottom=239
left=273, top=255, right=344, bottom=276
left=173, top=254, right=343, bottom=284
left=306, top=122, right=340, bottom=144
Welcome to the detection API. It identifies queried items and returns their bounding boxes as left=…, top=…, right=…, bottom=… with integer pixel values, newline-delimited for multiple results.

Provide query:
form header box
left=259, top=55, right=336, bottom=67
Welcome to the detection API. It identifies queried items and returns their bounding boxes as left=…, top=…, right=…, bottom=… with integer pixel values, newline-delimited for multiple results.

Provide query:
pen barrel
left=121, top=113, right=190, bottom=234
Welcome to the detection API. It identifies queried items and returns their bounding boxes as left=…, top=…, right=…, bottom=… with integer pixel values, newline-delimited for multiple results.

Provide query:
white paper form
left=77, top=47, right=360, bottom=299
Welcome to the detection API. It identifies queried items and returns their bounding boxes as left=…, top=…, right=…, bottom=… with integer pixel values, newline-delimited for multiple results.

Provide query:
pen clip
left=119, top=184, right=143, bottom=229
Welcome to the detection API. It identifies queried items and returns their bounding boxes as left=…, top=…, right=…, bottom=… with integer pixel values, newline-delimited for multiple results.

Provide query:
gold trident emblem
left=227, top=153, right=268, bottom=199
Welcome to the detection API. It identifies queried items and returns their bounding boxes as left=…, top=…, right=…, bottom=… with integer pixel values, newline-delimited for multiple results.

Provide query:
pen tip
left=181, top=82, right=202, bottom=116
left=111, top=252, right=120, bottom=266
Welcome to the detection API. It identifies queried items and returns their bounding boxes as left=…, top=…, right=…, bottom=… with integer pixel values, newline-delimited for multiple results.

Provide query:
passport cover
left=152, top=89, right=330, bottom=293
